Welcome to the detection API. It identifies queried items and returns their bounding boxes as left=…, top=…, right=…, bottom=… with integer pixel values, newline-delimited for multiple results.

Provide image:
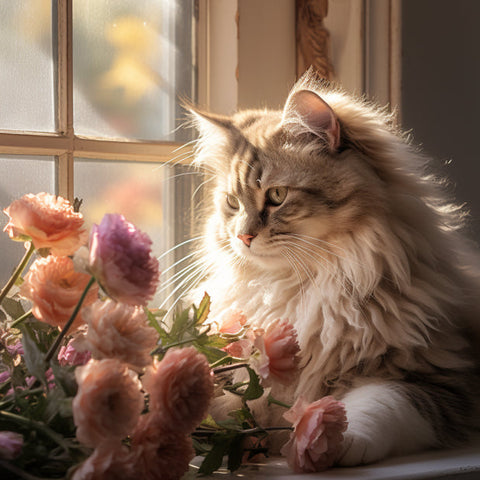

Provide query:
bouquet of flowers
left=0, top=193, right=347, bottom=479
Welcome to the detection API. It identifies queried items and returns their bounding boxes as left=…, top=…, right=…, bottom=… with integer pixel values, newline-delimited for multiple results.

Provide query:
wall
left=401, top=0, right=480, bottom=241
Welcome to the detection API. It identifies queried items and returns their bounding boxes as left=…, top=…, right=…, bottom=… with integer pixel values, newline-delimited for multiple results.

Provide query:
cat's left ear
left=282, top=89, right=340, bottom=151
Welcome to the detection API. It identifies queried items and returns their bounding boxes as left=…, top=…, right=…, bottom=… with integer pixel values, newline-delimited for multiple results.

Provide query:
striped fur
left=188, top=71, right=480, bottom=465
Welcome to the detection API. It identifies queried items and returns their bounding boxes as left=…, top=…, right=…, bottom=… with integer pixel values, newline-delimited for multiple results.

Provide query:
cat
left=186, top=70, right=480, bottom=467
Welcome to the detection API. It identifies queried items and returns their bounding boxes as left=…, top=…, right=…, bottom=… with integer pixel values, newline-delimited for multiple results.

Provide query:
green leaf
left=198, top=440, right=228, bottom=475
left=227, top=435, right=244, bottom=472
left=19, top=324, right=46, bottom=383
left=2, top=296, right=25, bottom=321
left=243, top=367, right=264, bottom=401
left=195, top=292, right=211, bottom=325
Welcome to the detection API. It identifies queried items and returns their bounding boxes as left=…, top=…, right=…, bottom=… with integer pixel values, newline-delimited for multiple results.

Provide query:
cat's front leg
left=337, top=380, right=436, bottom=466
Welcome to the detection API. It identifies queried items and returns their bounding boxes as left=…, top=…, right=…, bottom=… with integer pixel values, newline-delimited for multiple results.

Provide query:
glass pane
left=73, top=0, right=195, bottom=142
left=74, top=158, right=201, bottom=307
left=0, top=2, right=55, bottom=132
left=0, top=156, right=56, bottom=286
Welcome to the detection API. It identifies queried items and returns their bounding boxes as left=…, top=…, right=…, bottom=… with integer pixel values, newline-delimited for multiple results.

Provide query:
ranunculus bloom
left=84, top=299, right=157, bottom=370
left=88, top=214, right=160, bottom=306
left=20, top=256, right=99, bottom=331
left=131, top=414, right=195, bottom=480
left=0, top=431, right=23, bottom=460
left=253, top=319, right=300, bottom=384
left=3, top=192, right=86, bottom=256
left=72, top=442, right=137, bottom=480
left=217, top=309, right=247, bottom=334
left=142, top=347, right=214, bottom=434
left=281, top=396, right=348, bottom=473
left=73, top=359, right=144, bottom=448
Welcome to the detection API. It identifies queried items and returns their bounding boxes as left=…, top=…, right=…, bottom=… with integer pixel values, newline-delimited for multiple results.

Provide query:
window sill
left=200, top=438, right=480, bottom=479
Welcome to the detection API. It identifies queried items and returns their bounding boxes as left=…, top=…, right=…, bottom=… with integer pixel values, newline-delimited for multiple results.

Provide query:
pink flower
left=72, top=359, right=144, bottom=448
left=0, top=431, right=23, bottom=460
left=88, top=214, right=160, bottom=306
left=217, top=309, right=247, bottom=334
left=71, top=441, right=137, bottom=480
left=20, top=255, right=99, bottom=331
left=281, top=396, right=348, bottom=473
left=3, top=193, right=87, bottom=256
left=142, top=347, right=214, bottom=434
left=224, top=338, right=254, bottom=358
left=253, top=320, right=300, bottom=384
left=84, top=299, right=157, bottom=371
left=131, top=414, right=195, bottom=480
left=58, top=338, right=91, bottom=366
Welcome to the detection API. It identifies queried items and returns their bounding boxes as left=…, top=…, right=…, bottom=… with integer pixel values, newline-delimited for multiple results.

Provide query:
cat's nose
left=237, top=233, right=255, bottom=247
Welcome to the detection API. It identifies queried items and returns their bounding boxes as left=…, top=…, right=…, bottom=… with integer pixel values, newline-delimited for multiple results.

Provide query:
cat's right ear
left=282, top=89, right=340, bottom=152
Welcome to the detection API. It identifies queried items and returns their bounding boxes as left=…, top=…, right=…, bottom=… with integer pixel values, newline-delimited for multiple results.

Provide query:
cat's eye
left=266, top=186, right=288, bottom=206
left=226, top=194, right=240, bottom=210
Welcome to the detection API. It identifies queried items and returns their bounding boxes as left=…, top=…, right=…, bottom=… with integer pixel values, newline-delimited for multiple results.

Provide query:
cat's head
left=189, top=75, right=401, bottom=275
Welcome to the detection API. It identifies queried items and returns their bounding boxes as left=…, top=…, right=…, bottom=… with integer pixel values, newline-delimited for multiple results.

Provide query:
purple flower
left=0, top=431, right=23, bottom=460
left=58, top=338, right=91, bottom=367
left=88, top=214, right=160, bottom=306
left=0, top=371, right=10, bottom=383
left=6, top=341, right=24, bottom=357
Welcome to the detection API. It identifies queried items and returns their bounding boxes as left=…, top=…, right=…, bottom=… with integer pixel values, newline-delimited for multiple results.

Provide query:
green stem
left=0, top=410, right=70, bottom=452
left=44, top=276, right=95, bottom=363
left=151, top=337, right=197, bottom=355
left=213, top=362, right=249, bottom=375
left=0, top=242, right=35, bottom=307
left=267, top=393, right=292, bottom=409
left=0, top=460, right=49, bottom=480
left=10, top=309, right=33, bottom=329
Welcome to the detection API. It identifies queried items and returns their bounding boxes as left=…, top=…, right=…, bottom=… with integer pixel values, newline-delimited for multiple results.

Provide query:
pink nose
left=237, top=234, right=255, bottom=247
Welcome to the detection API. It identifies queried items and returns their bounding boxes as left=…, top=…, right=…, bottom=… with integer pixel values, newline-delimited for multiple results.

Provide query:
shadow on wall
left=401, top=0, right=480, bottom=243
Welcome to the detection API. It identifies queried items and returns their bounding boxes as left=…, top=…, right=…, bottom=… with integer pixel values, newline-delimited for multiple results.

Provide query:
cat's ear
left=186, top=106, right=235, bottom=141
left=282, top=89, right=340, bottom=151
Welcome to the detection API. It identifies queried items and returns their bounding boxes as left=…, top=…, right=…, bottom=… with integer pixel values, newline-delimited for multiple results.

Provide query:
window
left=0, top=0, right=199, bottom=304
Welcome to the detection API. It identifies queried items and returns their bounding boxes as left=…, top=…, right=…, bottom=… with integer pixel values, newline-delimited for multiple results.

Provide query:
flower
left=72, top=359, right=144, bottom=448
left=142, top=347, right=214, bottom=434
left=253, top=319, right=300, bottom=384
left=71, top=442, right=137, bottom=480
left=224, top=338, right=254, bottom=358
left=84, top=299, right=157, bottom=370
left=281, top=396, right=348, bottom=473
left=131, top=414, right=195, bottom=480
left=88, top=213, right=160, bottom=306
left=3, top=192, right=86, bottom=255
left=0, top=431, right=23, bottom=460
left=58, top=337, right=91, bottom=366
left=217, top=309, right=247, bottom=334
left=20, top=256, right=99, bottom=331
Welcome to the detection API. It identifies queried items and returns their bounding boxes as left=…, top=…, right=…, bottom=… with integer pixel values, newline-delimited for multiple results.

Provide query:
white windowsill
left=200, top=439, right=480, bottom=479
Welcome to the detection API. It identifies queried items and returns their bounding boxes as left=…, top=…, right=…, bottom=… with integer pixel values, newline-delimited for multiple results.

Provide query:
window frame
left=0, top=0, right=194, bottom=203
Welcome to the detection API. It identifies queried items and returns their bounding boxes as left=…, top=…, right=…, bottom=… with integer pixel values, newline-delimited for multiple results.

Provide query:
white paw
left=336, top=432, right=387, bottom=466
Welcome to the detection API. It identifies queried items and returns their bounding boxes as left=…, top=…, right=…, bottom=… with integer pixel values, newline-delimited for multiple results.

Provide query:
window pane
left=73, top=0, right=195, bottom=142
left=74, top=158, right=201, bottom=307
left=0, top=2, right=55, bottom=132
left=0, top=156, right=56, bottom=286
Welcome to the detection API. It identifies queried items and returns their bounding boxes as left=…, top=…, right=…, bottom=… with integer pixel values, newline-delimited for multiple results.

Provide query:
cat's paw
left=336, top=432, right=387, bottom=466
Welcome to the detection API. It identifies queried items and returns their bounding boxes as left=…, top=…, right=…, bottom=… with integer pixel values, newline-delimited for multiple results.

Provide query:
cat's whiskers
left=281, top=249, right=307, bottom=316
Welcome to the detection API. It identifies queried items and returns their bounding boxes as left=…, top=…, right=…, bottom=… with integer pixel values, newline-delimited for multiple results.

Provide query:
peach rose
left=71, top=442, right=137, bottom=480
left=253, top=319, right=300, bottom=384
left=131, top=414, right=195, bottom=480
left=3, top=193, right=86, bottom=256
left=73, top=359, right=144, bottom=448
left=142, top=347, right=214, bottom=434
left=20, top=256, right=99, bottom=331
left=84, top=299, right=157, bottom=371
left=281, top=396, right=347, bottom=472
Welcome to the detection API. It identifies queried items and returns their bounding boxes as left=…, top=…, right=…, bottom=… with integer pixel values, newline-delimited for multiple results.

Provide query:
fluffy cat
left=187, top=71, right=480, bottom=467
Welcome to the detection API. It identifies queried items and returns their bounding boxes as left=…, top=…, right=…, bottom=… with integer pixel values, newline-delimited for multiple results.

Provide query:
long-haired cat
left=187, top=71, right=480, bottom=467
